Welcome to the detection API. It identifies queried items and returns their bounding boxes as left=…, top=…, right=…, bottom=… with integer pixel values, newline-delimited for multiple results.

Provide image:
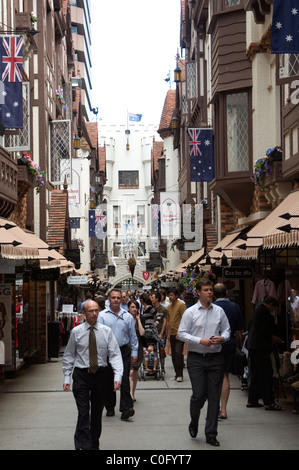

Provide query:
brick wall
left=250, top=187, right=272, bottom=213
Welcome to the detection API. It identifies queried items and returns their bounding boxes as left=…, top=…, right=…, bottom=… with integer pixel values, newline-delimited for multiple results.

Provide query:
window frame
left=118, top=170, right=139, bottom=188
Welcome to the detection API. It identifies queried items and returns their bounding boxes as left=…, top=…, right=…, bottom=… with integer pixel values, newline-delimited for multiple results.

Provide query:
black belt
left=75, top=367, right=106, bottom=374
left=189, top=351, right=222, bottom=357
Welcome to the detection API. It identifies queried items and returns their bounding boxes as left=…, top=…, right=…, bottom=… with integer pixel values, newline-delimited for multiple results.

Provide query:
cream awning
left=199, top=229, right=247, bottom=266
left=0, top=218, right=47, bottom=259
left=173, top=247, right=205, bottom=273
left=0, top=218, right=73, bottom=272
left=230, top=189, right=299, bottom=258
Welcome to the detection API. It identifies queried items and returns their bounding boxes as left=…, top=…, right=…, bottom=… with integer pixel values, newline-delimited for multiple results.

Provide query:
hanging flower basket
left=179, top=266, right=216, bottom=303
left=253, top=147, right=282, bottom=191
left=56, top=88, right=66, bottom=110
left=127, top=257, right=136, bottom=278
left=17, top=153, right=46, bottom=194
left=72, top=237, right=85, bottom=252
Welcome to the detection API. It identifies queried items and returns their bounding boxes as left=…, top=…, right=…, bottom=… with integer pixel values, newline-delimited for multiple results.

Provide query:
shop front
left=0, top=218, right=74, bottom=378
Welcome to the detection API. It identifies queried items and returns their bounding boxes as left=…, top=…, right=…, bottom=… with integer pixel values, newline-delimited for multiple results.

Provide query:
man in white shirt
left=63, top=300, right=123, bottom=450
left=178, top=278, right=230, bottom=447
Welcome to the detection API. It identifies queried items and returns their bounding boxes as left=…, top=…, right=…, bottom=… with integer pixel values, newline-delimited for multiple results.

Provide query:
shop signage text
left=223, top=267, right=254, bottom=279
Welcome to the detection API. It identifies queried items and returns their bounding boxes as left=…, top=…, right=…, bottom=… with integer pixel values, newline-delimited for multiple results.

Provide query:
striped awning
left=0, top=218, right=46, bottom=259
left=199, top=228, right=248, bottom=266
left=173, top=247, right=205, bottom=273
left=0, top=217, right=73, bottom=272
left=231, top=189, right=299, bottom=258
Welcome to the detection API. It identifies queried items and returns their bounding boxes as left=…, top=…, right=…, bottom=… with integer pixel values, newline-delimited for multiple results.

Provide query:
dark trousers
left=105, top=344, right=133, bottom=412
left=72, top=367, right=108, bottom=450
left=187, top=352, right=224, bottom=438
left=248, top=349, right=275, bottom=406
left=170, top=335, right=184, bottom=378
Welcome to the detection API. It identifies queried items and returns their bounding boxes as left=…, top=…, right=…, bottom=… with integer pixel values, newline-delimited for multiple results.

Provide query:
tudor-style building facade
left=0, top=0, right=100, bottom=375
left=152, top=0, right=299, bottom=330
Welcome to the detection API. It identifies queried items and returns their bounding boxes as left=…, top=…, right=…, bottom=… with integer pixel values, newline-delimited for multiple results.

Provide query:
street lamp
left=171, top=114, right=179, bottom=130
left=174, top=66, right=182, bottom=83
left=73, top=135, right=81, bottom=150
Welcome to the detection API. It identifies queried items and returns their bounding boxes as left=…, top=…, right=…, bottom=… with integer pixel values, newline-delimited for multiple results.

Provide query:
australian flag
left=271, top=0, right=299, bottom=53
left=128, top=113, right=142, bottom=122
left=189, top=128, right=214, bottom=182
left=0, top=36, right=24, bottom=129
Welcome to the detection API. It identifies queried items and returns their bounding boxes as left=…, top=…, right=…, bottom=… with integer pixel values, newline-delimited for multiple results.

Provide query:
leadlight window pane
left=119, top=171, right=139, bottom=187
left=224, top=0, right=240, bottom=6
left=187, top=62, right=197, bottom=99
left=50, top=120, right=71, bottom=184
left=226, top=93, right=249, bottom=172
left=279, top=54, right=299, bottom=79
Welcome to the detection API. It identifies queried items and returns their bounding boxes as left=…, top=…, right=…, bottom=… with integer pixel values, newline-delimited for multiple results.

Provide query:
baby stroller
left=138, top=326, right=165, bottom=381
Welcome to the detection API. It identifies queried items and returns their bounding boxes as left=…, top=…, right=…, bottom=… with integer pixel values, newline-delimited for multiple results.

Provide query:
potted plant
left=17, top=153, right=46, bottom=194
left=253, top=147, right=282, bottom=191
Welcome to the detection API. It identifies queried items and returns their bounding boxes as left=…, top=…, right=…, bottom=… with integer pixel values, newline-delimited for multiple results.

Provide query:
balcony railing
left=0, top=146, right=18, bottom=218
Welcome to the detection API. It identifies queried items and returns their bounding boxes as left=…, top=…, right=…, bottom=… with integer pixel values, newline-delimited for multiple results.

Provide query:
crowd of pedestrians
left=62, top=281, right=292, bottom=450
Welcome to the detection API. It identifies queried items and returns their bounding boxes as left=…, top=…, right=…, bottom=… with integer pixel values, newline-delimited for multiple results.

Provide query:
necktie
left=89, top=326, right=98, bottom=374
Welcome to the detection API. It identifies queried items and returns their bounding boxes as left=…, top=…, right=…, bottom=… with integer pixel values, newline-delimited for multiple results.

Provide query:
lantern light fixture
left=174, top=66, right=182, bottom=83
left=74, top=135, right=81, bottom=150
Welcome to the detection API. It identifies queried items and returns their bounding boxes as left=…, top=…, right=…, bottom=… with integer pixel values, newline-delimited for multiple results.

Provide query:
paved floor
left=0, top=353, right=298, bottom=451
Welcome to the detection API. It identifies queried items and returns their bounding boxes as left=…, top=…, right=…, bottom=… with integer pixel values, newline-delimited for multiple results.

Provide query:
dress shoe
left=106, top=409, right=115, bottom=417
left=188, top=421, right=198, bottom=438
left=121, top=408, right=135, bottom=420
left=206, top=436, right=220, bottom=447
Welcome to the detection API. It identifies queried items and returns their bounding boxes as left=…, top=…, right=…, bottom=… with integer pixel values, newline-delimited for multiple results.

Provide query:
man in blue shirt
left=120, top=290, right=129, bottom=311
left=98, top=288, right=139, bottom=420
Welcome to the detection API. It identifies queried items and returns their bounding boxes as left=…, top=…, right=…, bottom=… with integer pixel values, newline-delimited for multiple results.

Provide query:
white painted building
left=99, top=123, right=159, bottom=287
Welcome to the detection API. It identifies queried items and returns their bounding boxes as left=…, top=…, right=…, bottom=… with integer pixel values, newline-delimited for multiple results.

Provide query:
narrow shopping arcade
left=0, top=353, right=298, bottom=451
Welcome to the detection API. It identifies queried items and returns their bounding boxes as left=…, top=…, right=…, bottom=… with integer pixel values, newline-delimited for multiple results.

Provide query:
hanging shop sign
left=67, top=275, right=89, bottom=285
left=222, top=267, right=254, bottom=279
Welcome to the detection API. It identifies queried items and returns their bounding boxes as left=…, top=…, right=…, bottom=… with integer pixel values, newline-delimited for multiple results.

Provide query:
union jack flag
left=1, top=36, right=23, bottom=82
left=188, top=128, right=202, bottom=157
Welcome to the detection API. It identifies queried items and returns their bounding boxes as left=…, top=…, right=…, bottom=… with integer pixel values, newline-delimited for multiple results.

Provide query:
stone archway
left=110, top=274, right=145, bottom=288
